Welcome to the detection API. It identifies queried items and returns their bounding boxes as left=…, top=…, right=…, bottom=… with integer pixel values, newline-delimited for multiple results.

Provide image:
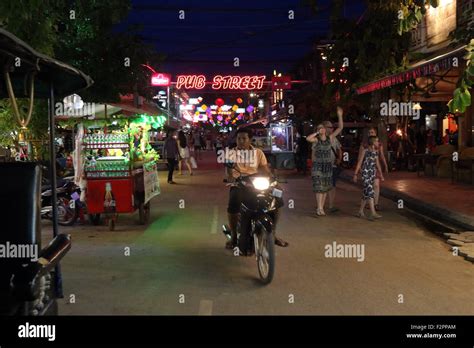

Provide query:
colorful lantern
left=197, top=97, right=203, bottom=103
left=217, top=115, right=223, bottom=121
left=201, top=104, right=207, bottom=111
left=237, top=98, right=243, bottom=104
left=246, top=105, right=254, bottom=113
left=215, top=98, right=225, bottom=107
left=232, top=105, right=238, bottom=111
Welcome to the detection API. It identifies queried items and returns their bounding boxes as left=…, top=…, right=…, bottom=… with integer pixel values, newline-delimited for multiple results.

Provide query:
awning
left=355, top=45, right=466, bottom=95
left=55, top=104, right=122, bottom=120
left=109, top=95, right=163, bottom=117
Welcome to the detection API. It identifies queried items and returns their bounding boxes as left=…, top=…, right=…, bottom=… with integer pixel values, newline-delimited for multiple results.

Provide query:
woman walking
left=177, top=130, right=193, bottom=175
left=353, top=136, right=385, bottom=220
left=359, top=127, right=388, bottom=210
left=307, top=106, right=344, bottom=216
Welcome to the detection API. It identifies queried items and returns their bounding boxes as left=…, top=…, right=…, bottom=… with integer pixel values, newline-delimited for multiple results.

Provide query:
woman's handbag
left=190, top=156, right=198, bottom=169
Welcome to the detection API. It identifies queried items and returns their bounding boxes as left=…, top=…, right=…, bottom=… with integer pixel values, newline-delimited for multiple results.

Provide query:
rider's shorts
left=228, top=186, right=252, bottom=214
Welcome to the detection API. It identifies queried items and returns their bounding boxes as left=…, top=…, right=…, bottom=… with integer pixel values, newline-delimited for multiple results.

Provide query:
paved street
left=42, top=151, right=474, bottom=315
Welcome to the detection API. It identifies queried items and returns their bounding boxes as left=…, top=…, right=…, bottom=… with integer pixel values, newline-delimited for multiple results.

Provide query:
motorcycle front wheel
left=255, top=223, right=275, bottom=285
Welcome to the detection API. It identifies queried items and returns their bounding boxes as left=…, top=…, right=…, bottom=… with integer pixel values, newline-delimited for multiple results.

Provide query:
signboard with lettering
left=151, top=73, right=171, bottom=86
left=271, top=75, right=292, bottom=90
left=175, top=75, right=266, bottom=90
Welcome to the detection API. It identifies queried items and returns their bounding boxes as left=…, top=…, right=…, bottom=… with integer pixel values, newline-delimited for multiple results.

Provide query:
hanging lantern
left=217, top=115, right=223, bottom=121
left=237, top=98, right=243, bottom=104
left=201, top=104, right=207, bottom=111
left=215, top=98, right=225, bottom=107
left=232, top=105, right=238, bottom=111
left=197, top=97, right=203, bottom=103
left=246, top=105, right=254, bottom=113
left=195, top=111, right=200, bottom=116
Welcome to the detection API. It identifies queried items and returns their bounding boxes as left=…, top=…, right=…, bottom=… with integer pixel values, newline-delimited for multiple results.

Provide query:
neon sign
left=176, top=75, right=266, bottom=90
left=151, top=73, right=171, bottom=86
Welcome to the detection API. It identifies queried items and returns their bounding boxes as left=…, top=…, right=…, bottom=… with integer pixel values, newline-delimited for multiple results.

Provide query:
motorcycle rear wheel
left=256, top=225, right=275, bottom=285
left=57, top=199, right=78, bottom=226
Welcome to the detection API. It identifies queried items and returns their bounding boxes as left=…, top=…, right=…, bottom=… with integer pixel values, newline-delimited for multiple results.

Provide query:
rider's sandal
left=275, top=238, right=289, bottom=247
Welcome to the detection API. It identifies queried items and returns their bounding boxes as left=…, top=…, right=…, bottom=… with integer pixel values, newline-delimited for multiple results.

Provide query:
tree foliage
left=0, top=0, right=165, bottom=151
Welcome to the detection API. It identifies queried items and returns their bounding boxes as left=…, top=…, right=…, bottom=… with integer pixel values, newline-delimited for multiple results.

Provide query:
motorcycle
left=41, top=176, right=81, bottom=226
left=222, top=163, right=284, bottom=284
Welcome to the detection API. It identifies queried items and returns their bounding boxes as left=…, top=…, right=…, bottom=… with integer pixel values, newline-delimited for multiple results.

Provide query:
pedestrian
left=193, top=130, right=202, bottom=160
left=294, top=129, right=309, bottom=175
left=358, top=127, right=388, bottom=210
left=215, top=134, right=224, bottom=156
left=353, top=135, right=385, bottom=220
left=322, top=120, right=342, bottom=213
left=426, top=128, right=435, bottom=153
left=306, top=106, right=344, bottom=216
left=206, top=133, right=212, bottom=150
left=177, top=130, right=193, bottom=176
left=164, top=130, right=180, bottom=184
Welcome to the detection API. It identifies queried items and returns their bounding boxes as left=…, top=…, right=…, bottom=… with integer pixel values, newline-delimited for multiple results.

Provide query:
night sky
left=122, top=0, right=366, bottom=77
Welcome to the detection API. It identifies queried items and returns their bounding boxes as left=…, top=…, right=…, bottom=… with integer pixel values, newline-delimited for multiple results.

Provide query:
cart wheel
left=138, top=202, right=150, bottom=225
left=89, top=214, right=101, bottom=226
left=108, top=218, right=115, bottom=231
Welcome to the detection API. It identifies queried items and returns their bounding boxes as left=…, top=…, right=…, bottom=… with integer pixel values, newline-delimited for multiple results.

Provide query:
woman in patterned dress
left=353, top=136, right=385, bottom=220
left=359, top=127, right=389, bottom=210
left=307, top=106, right=344, bottom=216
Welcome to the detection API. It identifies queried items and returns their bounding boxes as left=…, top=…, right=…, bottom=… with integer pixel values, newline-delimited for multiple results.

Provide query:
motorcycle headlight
left=252, top=177, right=270, bottom=190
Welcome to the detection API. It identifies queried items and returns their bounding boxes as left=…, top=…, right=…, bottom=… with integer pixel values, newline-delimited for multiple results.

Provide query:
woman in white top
left=178, top=130, right=193, bottom=175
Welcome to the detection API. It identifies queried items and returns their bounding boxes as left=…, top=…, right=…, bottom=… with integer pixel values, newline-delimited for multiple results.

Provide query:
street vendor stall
left=81, top=115, right=161, bottom=230
left=249, top=120, right=295, bottom=170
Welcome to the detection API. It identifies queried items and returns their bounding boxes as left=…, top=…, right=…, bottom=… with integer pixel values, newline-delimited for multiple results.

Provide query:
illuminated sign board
left=176, top=75, right=266, bottom=90
left=151, top=73, right=171, bottom=86
left=271, top=75, right=292, bottom=90
left=193, top=114, right=208, bottom=122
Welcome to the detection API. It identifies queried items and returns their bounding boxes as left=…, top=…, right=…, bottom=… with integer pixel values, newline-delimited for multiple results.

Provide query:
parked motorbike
left=222, top=163, right=284, bottom=284
left=41, top=176, right=81, bottom=226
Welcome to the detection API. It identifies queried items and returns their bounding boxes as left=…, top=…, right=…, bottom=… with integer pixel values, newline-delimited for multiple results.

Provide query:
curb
left=339, top=171, right=474, bottom=231
left=339, top=171, right=474, bottom=264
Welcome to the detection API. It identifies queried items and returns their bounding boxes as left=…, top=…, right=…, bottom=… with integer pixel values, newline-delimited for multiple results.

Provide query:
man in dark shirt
left=164, top=130, right=180, bottom=184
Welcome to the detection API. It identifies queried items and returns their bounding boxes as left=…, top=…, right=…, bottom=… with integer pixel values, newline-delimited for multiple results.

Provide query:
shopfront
left=356, top=0, right=472, bottom=151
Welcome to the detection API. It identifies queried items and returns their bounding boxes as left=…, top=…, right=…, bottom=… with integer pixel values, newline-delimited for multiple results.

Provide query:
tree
left=0, top=0, right=165, bottom=155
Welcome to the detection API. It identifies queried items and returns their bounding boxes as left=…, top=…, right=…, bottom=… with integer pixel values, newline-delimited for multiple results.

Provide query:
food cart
left=250, top=120, right=295, bottom=170
left=83, top=117, right=161, bottom=230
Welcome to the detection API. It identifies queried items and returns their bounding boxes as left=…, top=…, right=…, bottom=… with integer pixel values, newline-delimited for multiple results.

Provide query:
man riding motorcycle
left=225, top=128, right=288, bottom=250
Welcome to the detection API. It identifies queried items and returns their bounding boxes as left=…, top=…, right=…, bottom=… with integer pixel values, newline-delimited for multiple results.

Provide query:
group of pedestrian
left=163, top=129, right=198, bottom=184
left=307, top=106, right=388, bottom=221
